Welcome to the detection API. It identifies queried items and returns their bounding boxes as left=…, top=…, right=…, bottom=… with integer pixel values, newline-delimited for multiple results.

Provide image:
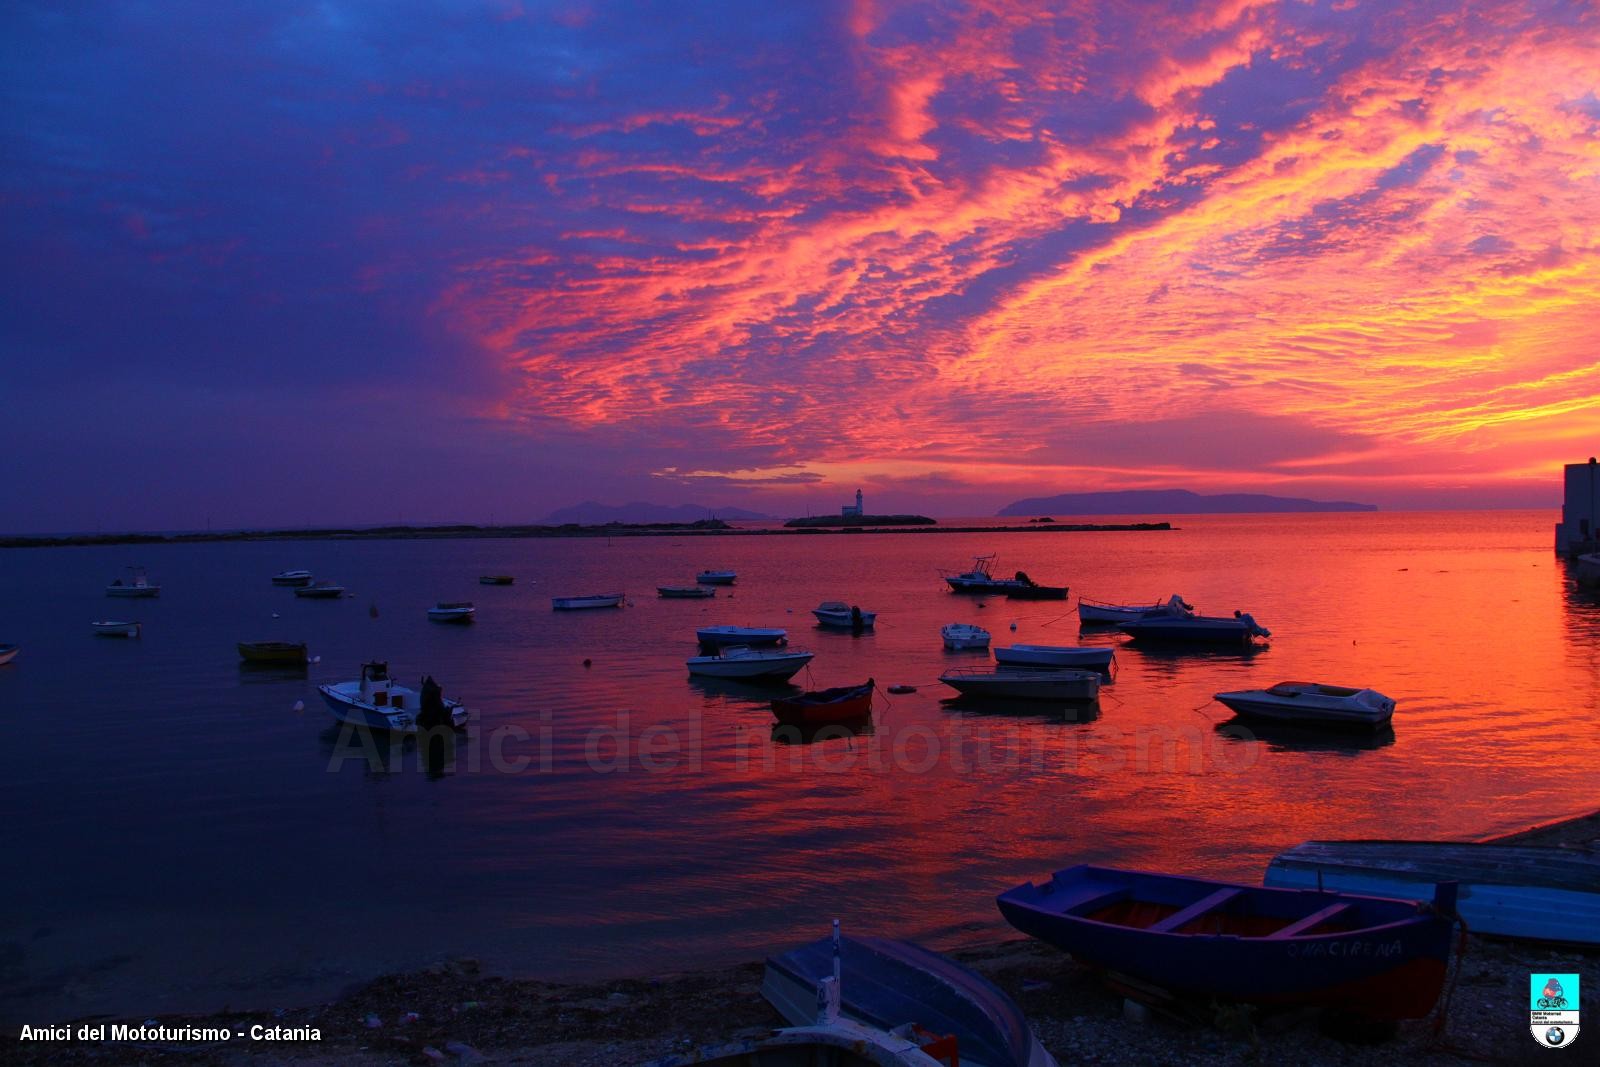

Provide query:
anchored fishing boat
left=686, top=645, right=814, bottom=681
left=697, top=570, right=738, bottom=585
left=941, top=555, right=1062, bottom=597
left=270, top=569, right=314, bottom=587
left=772, top=680, right=874, bottom=725
left=658, top=584, right=716, bottom=598
left=941, top=623, right=991, bottom=650
left=294, top=581, right=346, bottom=599
left=319, top=662, right=467, bottom=733
left=813, top=601, right=876, bottom=628
left=1214, top=682, right=1394, bottom=729
left=1118, top=611, right=1269, bottom=645
left=940, top=666, right=1100, bottom=701
left=552, top=592, right=624, bottom=610
left=993, top=645, right=1115, bottom=672
left=697, top=625, right=787, bottom=647
left=427, top=601, right=476, bottom=623
left=93, top=620, right=141, bottom=638
left=106, top=567, right=160, bottom=597
left=1077, top=594, right=1192, bottom=625
left=997, top=864, right=1458, bottom=1019
left=237, top=641, right=308, bottom=665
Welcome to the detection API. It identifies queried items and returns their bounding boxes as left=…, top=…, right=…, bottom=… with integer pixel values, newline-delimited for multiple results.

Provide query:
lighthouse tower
left=841, top=489, right=864, bottom=518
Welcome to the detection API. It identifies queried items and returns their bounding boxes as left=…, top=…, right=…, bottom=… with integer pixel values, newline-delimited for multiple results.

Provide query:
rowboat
left=93, top=620, right=141, bottom=638
left=552, top=593, right=624, bottom=610
left=1077, top=594, right=1192, bottom=625
left=993, top=644, right=1115, bottom=672
left=271, top=569, right=314, bottom=586
left=237, top=641, right=308, bottom=665
left=294, top=581, right=346, bottom=599
left=997, top=864, right=1458, bottom=1019
left=697, top=570, right=738, bottom=585
left=427, top=601, right=476, bottom=623
left=772, top=680, right=873, bottom=725
left=687, top=645, right=814, bottom=681
left=941, top=623, right=991, bottom=650
left=697, top=625, right=787, bottom=647
left=1214, top=682, right=1394, bottom=729
left=763, top=933, right=1058, bottom=1067
left=106, top=567, right=160, bottom=597
left=1118, top=611, right=1269, bottom=645
left=658, top=585, right=716, bottom=598
left=478, top=575, right=515, bottom=585
left=813, top=601, right=876, bottom=628
left=319, top=662, right=467, bottom=733
left=0, top=643, right=18, bottom=666
left=1264, top=841, right=1600, bottom=945
left=940, top=666, right=1100, bottom=701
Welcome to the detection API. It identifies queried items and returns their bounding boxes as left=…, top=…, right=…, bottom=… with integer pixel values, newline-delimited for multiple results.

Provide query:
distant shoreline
left=0, top=519, right=1172, bottom=549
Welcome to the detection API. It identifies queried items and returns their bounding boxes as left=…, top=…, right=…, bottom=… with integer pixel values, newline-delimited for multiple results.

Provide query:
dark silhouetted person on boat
left=417, top=675, right=452, bottom=777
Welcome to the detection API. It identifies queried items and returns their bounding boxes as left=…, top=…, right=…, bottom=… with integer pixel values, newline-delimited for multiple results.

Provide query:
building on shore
left=1555, top=457, right=1599, bottom=555
left=841, top=489, right=864, bottom=518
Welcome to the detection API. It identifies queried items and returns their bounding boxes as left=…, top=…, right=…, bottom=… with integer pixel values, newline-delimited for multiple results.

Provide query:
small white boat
left=427, top=601, right=476, bottom=623
left=658, top=585, right=716, bottom=598
left=994, top=644, right=1115, bottom=672
left=1214, top=682, right=1395, bottom=729
left=271, top=569, right=314, bottom=586
left=319, top=662, right=467, bottom=733
left=812, top=601, right=876, bottom=628
left=1077, top=593, right=1191, bottom=625
left=941, top=623, right=991, bottom=649
left=0, top=643, right=19, bottom=665
left=686, top=645, right=815, bottom=681
left=552, top=592, right=624, bottom=610
left=106, top=567, right=160, bottom=598
left=294, top=581, right=346, bottom=599
left=93, top=620, right=141, bottom=638
left=940, top=665, right=1100, bottom=701
left=697, top=625, right=787, bottom=647
left=697, top=570, right=738, bottom=585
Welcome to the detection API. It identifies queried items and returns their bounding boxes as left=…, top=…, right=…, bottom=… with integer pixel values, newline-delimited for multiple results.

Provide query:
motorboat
left=697, top=570, right=738, bottom=585
left=940, top=555, right=1062, bottom=596
left=319, top=661, right=467, bottom=733
left=1213, top=682, right=1393, bottom=729
left=237, top=641, right=308, bottom=665
left=687, top=645, right=814, bottom=681
left=812, top=601, right=876, bottom=628
left=1117, top=611, right=1268, bottom=645
left=763, top=931, right=1058, bottom=1067
left=106, top=567, right=160, bottom=597
left=271, top=569, right=314, bottom=587
left=940, top=666, right=1100, bottom=701
left=658, top=585, right=716, bottom=598
left=0, top=643, right=18, bottom=666
left=427, top=601, right=476, bottom=623
left=997, top=864, right=1458, bottom=1019
left=697, top=625, right=787, bottom=647
left=1264, top=840, right=1600, bottom=945
left=993, top=644, right=1115, bottom=673
left=551, top=592, right=624, bottom=609
left=93, top=620, right=141, bottom=638
left=1004, top=575, right=1068, bottom=600
left=1077, top=594, right=1192, bottom=625
left=294, top=581, right=346, bottom=599
left=772, top=680, right=874, bottom=725
left=478, top=575, right=515, bottom=585
left=941, top=623, right=991, bottom=650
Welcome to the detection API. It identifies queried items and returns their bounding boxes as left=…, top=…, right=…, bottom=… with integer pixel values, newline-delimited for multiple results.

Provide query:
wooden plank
left=1268, top=902, right=1351, bottom=939
left=1148, top=887, right=1242, bottom=933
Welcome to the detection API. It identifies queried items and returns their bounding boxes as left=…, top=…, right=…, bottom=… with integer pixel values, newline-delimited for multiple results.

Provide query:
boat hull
left=238, top=641, right=308, bottom=665
left=271, top=572, right=314, bottom=587
left=659, top=586, right=716, bottom=598
left=813, top=610, right=877, bottom=628
left=93, top=622, right=141, bottom=638
left=294, top=585, right=345, bottom=599
left=1005, top=585, right=1068, bottom=600
left=1118, top=616, right=1264, bottom=645
left=319, top=683, right=466, bottom=734
left=687, top=649, right=814, bottom=680
left=941, top=625, right=991, bottom=650
left=552, top=594, right=624, bottom=609
left=1215, top=688, right=1392, bottom=729
left=697, top=572, right=737, bottom=585
left=0, top=644, right=18, bottom=665
left=427, top=608, right=476, bottom=623
left=772, top=682, right=873, bottom=724
left=697, top=627, right=787, bottom=647
left=942, top=668, right=1100, bottom=701
left=478, top=575, right=514, bottom=585
left=994, top=645, right=1115, bottom=672
left=106, top=586, right=159, bottom=598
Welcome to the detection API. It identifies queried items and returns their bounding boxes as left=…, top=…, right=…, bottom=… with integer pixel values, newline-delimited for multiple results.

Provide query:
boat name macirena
left=1285, top=938, right=1404, bottom=958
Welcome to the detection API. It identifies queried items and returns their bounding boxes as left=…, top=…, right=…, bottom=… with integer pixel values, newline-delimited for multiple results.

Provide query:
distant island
left=783, top=514, right=935, bottom=528
left=540, top=501, right=775, bottom=524
left=998, top=489, right=1378, bottom=516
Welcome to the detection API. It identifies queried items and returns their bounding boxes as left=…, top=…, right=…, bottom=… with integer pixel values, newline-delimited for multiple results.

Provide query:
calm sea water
left=2, top=511, right=1597, bottom=1022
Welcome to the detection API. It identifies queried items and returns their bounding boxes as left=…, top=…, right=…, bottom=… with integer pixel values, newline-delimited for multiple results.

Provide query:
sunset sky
left=4, top=1, right=1598, bottom=531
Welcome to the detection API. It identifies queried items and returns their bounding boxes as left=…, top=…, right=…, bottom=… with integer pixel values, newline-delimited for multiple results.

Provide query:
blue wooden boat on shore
left=1264, top=841, right=1600, bottom=946
left=997, top=865, right=1457, bottom=1019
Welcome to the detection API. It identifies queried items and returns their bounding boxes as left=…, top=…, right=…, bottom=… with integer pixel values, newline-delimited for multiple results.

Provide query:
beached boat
left=1264, top=841, right=1600, bottom=945
left=941, top=555, right=1062, bottom=596
left=1214, top=682, right=1393, bottom=729
left=993, top=645, right=1115, bottom=672
left=813, top=601, right=877, bottom=628
left=940, top=666, right=1100, bottom=701
left=697, top=625, right=787, bottom=647
left=294, top=581, right=346, bottom=599
left=478, top=575, right=514, bottom=585
left=1117, top=611, right=1269, bottom=645
left=1077, top=594, right=1192, bottom=625
left=271, top=569, right=314, bottom=587
left=427, top=601, right=476, bottom=623
left=772, top=680, right=874, bottom=725
left=237, top=641, right=308, bottom=665
left=997, top=864, right=1458, bottom=1019
left=93, top=620, right=141, bottom=638
left=941, top=623, right=991, bottom=650
left=697, top=570, right=738, bottom=585
left=0, top=643, right=18, bottom=666
left=659, top=585, right=716, bottom=598
left=763, top=933, right=1058, bottom=1067
left=551, top=593, right=624, bottom=610
left=319, top=661, right=467, bottom=733
left=106, top=567, right=160, bottom=597
left=687, top=645, right=814, bottom=681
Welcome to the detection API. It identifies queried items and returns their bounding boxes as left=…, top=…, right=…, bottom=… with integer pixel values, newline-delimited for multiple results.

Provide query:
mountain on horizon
left=998, top=489, right=1378, bottom=516
left=541, top=500, right=777, bottom=524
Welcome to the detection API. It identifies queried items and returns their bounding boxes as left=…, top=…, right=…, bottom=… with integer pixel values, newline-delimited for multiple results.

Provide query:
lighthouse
left=841, top=488, right=864, bottom=518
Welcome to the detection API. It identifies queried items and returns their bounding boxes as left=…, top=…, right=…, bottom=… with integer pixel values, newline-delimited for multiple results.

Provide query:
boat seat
left=1267, top=902, right=1351, bottom=939
left=1148, top=888, right=1243, bottom=932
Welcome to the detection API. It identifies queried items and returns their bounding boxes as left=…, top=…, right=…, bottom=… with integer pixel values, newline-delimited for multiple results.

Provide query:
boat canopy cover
left=362, top=661, right=388, bottom=681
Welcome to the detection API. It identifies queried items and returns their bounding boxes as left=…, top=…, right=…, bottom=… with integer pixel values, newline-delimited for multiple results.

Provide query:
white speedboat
left=427, top=601, right=476, bottom=623
left=92, top=620, right=141, bottom=638
left=697, top=625, right=787, bottom=647
left=1214, top=682, right=1395, bottom=729
left=552, top=592, right=624, bottom=609
left=106, top=567, right=160, bottom=597
left=994, top=644, right=1115, bottom=672
left=294, top=581, right=346, bottom=599
left=686, top=645, right=814, bottom=681
left=1077, top=594, right=1191, bottom=625
left=0, top=643, right=19, bottom=665
left=697, top=570, right=738, bottom=585
left=940, top=623, right=990, bottom=650
left=940, top=666, right=1100, bottom=701
left=319, top=662, right=467, bottom=733
left=271, top=569, right=314, bottom=587
left=812, top=601, right=876, bottom=628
